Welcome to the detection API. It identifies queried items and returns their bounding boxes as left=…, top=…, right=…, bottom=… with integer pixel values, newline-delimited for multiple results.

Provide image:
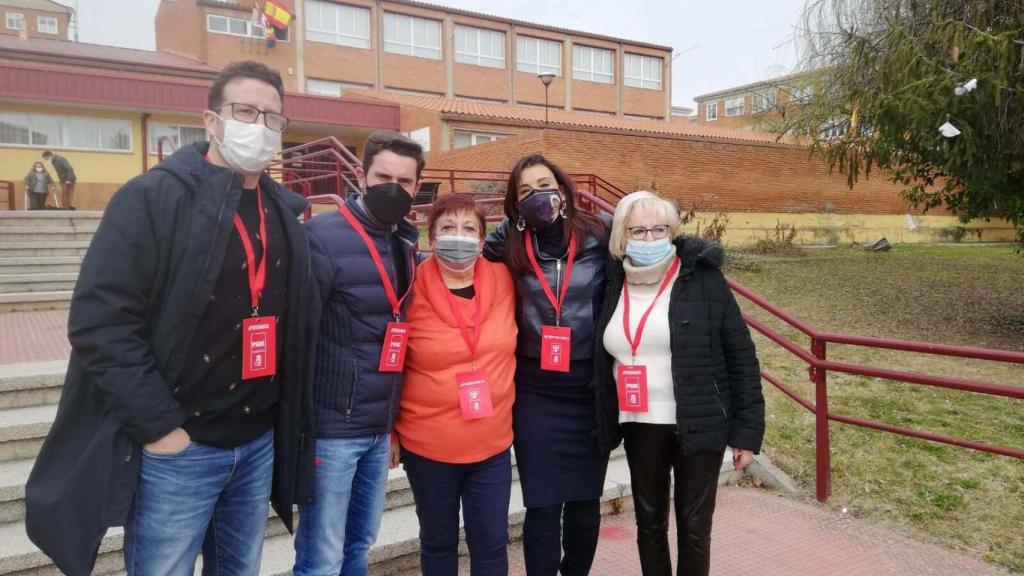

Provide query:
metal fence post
left=811, top=337, right=832, bottom=502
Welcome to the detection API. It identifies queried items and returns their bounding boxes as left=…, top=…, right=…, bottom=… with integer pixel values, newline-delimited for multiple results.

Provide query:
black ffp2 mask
left=364, top=182, right=413, bottom=225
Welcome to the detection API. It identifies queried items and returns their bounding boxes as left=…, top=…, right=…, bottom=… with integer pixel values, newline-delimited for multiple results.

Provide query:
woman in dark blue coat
left=484, top=155, right=611, bottom=576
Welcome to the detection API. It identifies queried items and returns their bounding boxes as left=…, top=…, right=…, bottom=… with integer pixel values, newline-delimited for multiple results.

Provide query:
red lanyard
left=338, top=203, right=414, bottom=318
left=233, top=184, right=268, bottom=316
left=622, top=257, right=680, bottom=359
left=441, top=261, right=483, bottom=364
left=524, top=231, right=577, bottom=326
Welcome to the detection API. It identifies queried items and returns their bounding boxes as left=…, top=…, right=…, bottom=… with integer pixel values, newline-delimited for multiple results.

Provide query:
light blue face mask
left=625, top=238, right=674, bottom=267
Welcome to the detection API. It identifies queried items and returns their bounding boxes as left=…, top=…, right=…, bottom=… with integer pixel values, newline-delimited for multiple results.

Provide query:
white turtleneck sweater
left=602, top=253, right=678, bottom=425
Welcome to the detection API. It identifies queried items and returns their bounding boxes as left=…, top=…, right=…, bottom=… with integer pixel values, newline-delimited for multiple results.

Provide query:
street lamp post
left=538, top=73, right=556, bottom=127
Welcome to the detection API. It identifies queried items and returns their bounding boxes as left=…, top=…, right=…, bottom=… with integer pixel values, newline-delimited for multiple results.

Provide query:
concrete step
left=0, top=228, right=98, bottom=243
left=0, top=453, right=636, bottom=576
left=0, top=405, right=56, bottom=463
left=0, top=292, right=72, bottom=313
left=0, top=212, right=103, bottom=229
left=0, top=362, right=65, bottom=410
left=0, top=257, right=83, bottom=275
left=0, top=274, right=78, bottom=294
left=0, top=242, right=90, bottom=259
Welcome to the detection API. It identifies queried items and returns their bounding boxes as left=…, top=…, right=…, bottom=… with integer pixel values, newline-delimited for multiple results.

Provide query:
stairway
left=0, top=212, right=100, bottom=313
left=0, top=361, right=662, bottom=576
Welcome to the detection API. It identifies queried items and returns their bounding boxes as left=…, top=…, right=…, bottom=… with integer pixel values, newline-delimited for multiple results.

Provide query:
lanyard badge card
left=526, top=232, right=577, bottom=373
left=337, top=204, right=414, bottom=373
left=238, top=186, right=277, bottom=380
left=443, top=263, right=494, bottom=420
left=617, top=257, right=680, bottom=412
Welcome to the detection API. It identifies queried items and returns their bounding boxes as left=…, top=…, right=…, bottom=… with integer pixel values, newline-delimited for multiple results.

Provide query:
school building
left=0, top=0, right=1014, bottom=244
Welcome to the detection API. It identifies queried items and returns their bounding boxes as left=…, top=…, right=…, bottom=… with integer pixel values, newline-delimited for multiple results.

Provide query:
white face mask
left=34, top=167, right=43, bottom=173
left=212, top=114, right=281, bottom=174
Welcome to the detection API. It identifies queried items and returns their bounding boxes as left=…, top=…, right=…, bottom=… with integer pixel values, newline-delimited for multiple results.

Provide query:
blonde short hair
left=609, top=191, right=682, bottom=260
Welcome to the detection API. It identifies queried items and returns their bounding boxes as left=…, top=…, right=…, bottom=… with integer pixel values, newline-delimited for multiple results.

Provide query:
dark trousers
left=522, top=499, right=600, bottom=576
left=622, top=423, right=724, bottom=576
left=28, top=193, right=46, bottom=210
left=403, top=448, right=512, bottom=576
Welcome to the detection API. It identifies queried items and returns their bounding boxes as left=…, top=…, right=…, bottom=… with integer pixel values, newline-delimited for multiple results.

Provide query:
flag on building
left=262, top=0, right=293, bottom=30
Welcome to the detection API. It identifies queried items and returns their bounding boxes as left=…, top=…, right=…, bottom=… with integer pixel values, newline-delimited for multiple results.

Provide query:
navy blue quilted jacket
left=305, top=194, right=419, bottom=438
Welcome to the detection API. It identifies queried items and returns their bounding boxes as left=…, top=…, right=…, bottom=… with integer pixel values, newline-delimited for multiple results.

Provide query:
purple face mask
left=518, top=188, right=562, bottom=231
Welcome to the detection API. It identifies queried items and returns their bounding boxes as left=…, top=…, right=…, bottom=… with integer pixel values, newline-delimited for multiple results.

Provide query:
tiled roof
left=387, top=0, right=673, bottom=52
left=0, top=0, right=72, bottom=13
left=693, top=70, right=815, bottom=102
left=0, top=35, right=217, bottom=74
left=344, top=89, right=788, bottom=145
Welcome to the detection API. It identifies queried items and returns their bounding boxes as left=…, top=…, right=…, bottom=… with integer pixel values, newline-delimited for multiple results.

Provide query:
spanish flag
left=262, top=0, right=292, bottom=30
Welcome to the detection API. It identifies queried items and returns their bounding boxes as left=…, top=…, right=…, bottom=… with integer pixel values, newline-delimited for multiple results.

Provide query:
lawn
left=725, top=245, right=1024, bottom=572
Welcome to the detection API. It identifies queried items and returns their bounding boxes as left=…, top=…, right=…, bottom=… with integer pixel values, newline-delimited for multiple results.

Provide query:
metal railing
left=726, top=278, right=1024, bottom=502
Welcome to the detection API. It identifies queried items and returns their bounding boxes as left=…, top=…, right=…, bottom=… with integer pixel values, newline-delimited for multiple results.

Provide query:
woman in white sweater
left=595, top=191, right=765, bottom=576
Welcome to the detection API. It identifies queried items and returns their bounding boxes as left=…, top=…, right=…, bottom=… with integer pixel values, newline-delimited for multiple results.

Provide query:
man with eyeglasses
left=26, top=61, right=318, bottom=576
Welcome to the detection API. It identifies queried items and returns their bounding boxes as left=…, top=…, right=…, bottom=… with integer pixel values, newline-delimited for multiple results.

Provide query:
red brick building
left=0, top=0, right=70, bottom=41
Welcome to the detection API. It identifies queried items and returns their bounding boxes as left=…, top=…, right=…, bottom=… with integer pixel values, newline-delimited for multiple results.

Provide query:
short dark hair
left=41, top=151, right=53, bottom=158
left=362, top=131, right=425, bottom=179
left=208, top=61, right=286, bottom=111
left=427, top=194, right=487, bottom=242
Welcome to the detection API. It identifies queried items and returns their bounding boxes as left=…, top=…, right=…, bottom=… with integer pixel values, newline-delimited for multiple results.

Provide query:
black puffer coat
left=594, top=236, right=765, bottom=455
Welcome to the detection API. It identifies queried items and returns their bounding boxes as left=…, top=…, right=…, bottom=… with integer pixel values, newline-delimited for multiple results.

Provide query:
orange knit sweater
left=393, top=256, right=517, bottom=464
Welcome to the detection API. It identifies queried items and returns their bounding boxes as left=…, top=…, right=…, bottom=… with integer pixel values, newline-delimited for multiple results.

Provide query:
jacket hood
left=674, top=236, right=725, bottom=270
left=154, top=142, right=308, bottom=217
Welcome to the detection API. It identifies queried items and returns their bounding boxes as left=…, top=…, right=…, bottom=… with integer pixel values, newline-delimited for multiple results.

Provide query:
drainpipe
left=141, top=113, right=150, bottom=172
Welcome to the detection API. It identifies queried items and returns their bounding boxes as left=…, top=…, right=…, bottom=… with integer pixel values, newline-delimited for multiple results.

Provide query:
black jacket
left=594, top=236, right=765, bottom=455
left=24, top=142, right=319, bottom=576
left=304, top=194, right=419, bottom=437
left=483, top=217, right=609, bottom=363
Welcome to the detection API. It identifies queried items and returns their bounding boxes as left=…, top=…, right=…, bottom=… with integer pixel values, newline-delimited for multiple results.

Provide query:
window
left=383, top=12, right=441, bottom=60
left=725, top=96, right=745, bottom=117
left=820, top=118, right=847, bottom=140
left=788, top=85, right=813, bottom=103
left=516, top=36, right=561, bottom=76
left=705, top=102, right=718, bottom=121
left=306, top=79, right=371, bottom=97
left=752, top=89, right=776, bottom=113
left=455, top=25, right=504, bottom=69
left=623, top=53, right=662, bottom=90
left=149, top=124, right=207, bottom=154
left=6, top=12, right=23, bottom=30
left=305, top=0, right=369, bottom=49
left=573, top=45, right=614, bottom=84
left=453, top=131, right=507, bottom=149
left=37, top=16, right=57, bottom=34
left=0, top=113, right=132, bottom=152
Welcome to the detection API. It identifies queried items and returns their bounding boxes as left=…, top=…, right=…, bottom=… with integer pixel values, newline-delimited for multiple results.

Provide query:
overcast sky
left=68, top=0, right=808, bottom=110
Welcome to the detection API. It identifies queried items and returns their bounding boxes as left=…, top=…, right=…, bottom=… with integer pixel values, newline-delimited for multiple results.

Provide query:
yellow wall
left=1, top=102, right=365, bottom=211
left=681, top=212, right=1018, bottom=247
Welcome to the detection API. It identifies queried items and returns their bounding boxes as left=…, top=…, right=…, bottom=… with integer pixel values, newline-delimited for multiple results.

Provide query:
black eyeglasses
left=219, top=102, right=289, bottom=132
left=628, top=224, right=672, bottom=241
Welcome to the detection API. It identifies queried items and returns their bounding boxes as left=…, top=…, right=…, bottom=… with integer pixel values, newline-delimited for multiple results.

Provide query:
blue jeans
left=294, top=434, right=391, bottom=576
left=403, top=448, right=512, bottom=576
left=124, top=429, right=274, bottom=576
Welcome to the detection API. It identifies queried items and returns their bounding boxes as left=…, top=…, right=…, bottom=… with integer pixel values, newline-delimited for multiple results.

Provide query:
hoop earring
left=559, top=203, right=568, bottom=219
left=516, top=215, right=526, bottom=231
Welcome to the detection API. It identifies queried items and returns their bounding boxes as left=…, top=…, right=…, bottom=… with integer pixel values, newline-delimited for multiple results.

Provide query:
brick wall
left=0, top=6, right=69, bottom=40
left=422, top=128, right=927, bottom=215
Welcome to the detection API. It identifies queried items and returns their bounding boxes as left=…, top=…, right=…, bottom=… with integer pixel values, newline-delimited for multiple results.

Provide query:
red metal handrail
left=727, top=277, right=1024, bottom=502
left=0, top=181, right=14, bottom=210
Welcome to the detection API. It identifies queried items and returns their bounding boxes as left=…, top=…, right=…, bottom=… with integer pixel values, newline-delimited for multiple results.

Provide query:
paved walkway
left=396, top=486, right=1007, bottom=576
left=0, top=310, right=69, bottom=364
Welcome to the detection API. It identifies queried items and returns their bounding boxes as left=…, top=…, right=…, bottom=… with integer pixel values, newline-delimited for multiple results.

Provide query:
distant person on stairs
left=23, top=161, right=55, bottom=210
left=41, top=150, right=76, bottom=210
left=24, top=61, right=319, bottom=576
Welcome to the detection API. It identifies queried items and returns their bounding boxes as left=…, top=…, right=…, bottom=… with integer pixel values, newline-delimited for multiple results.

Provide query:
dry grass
left=725, top=245, right=1024, bottom=572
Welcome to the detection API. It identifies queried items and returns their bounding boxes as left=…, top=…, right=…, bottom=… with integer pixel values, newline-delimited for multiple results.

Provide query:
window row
left=706, top=85, right=813, bottom=121
left=0, top=113, right=132, bottom=152
left=299, top=1, right=663, bottom=89
left=207, top=13, right=289, bottom=41
left=5, top=12, right=58, bottom=34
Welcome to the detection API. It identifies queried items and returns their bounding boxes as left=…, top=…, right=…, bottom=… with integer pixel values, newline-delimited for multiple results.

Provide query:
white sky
left=67, top=0, right=808, bottom=110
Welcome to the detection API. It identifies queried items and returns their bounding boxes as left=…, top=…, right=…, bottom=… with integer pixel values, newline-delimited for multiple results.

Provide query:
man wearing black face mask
left=296, top=130, right=423, bottom=574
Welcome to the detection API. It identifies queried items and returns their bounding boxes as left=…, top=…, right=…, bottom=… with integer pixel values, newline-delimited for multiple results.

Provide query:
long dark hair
left=502, top=154, right=606, bottom=275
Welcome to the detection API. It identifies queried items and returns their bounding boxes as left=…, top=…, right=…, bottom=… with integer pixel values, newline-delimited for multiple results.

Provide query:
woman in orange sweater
left=391, top=194, right=518, bottom=575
